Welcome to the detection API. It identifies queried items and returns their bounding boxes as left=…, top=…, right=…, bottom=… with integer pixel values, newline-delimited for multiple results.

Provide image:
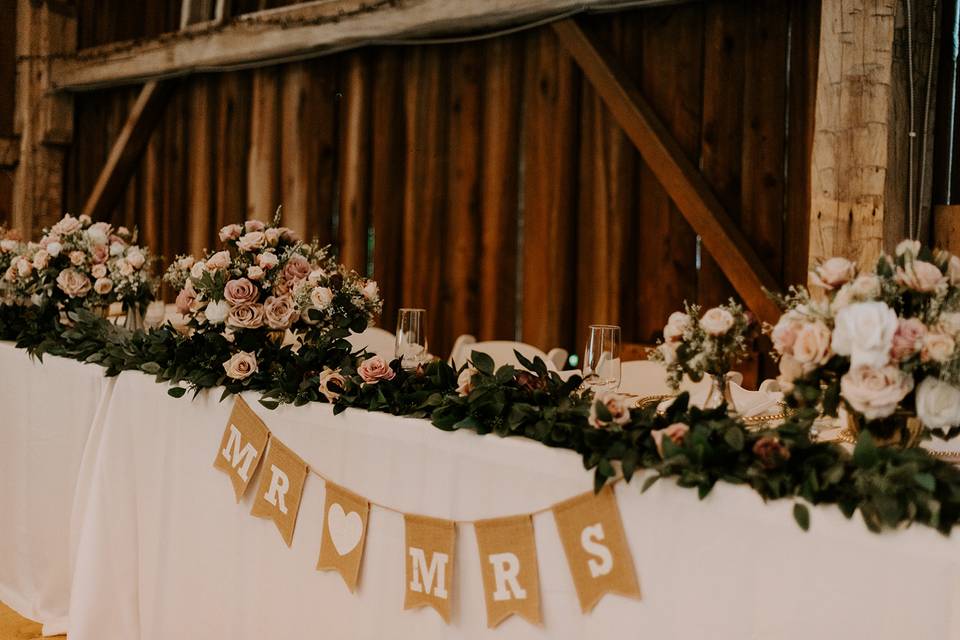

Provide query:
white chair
left=619, top=360, right=730, bottom=399
left=346, top=326, right=396, bottom=360
left=449, top=335, right=568, bottom=371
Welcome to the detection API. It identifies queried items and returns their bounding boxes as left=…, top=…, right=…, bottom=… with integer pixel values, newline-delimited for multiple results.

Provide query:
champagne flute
left=582, top=324, right=621, bottom=391
left=395, top=308, right=428, bottom=371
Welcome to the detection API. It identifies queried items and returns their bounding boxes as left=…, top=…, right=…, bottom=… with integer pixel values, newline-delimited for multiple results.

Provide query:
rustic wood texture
left=53, top=3, right=816, bottom=364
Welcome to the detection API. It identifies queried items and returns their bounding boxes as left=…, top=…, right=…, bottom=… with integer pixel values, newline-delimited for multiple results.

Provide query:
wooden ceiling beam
left=551, top=18, right=782, bottom=325
left=50, top=0, right=661, bottom=91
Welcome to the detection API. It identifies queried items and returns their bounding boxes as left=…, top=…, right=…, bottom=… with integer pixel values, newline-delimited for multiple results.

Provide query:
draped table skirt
left=61, top=369, right=960, bottom=639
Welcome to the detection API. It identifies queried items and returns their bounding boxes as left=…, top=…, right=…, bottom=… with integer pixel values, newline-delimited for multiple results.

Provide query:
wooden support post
left=12, top=0, right=76, bottom=238
left=80, top=81, right=174, bottom=219
left=551, top=18, right=781, bottom=326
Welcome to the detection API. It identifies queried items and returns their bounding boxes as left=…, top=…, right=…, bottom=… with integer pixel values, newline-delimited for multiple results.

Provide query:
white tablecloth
left=0, top=341, right=113, bottom=635
left=67, top=369, right=960, bottom=639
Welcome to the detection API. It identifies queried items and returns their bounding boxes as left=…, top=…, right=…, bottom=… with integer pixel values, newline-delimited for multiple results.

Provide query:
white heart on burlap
left=328, top=503, right=363, bottom=556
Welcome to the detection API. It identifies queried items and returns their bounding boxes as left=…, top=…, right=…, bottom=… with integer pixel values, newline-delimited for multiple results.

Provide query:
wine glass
left=582, top=324, right=621, bottom=391
left=395, top=308, right=428, bottom=371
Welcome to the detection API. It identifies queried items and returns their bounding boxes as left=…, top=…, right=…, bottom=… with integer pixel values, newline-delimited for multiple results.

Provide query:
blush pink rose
left=357, top=355, right=397, bottom=384
left=247, top=266, right=265, bottom=281
left=126, top=249, right=146, bottom=269
left=204, top=250, right=231, bottom=271
left=218, top=224, right=242, bottom=242
left=56, top=268, right=92, bottom=298
left=792, top=321, right=832, bottom=366
left=811, top=256, right=856, bottom=290
left=263, top=294, right=299, bottom=330
left=896, top=260, right=948, bottom=293
left=282, top=254, right=312, bottom=283
left=32, top=250, right=50, bottom=270
left=258, top=253, right=279, bottom=270
left=922, top=331, right=956, bottom=363
left=890, top=318, right=926, bottom=361
left=51, top=215, right=82, bottom=237
left=651, top=423, right=690, bottom=457
left=699, top=307, right=735, bottom=336
left=226, top=303, right=265, bottom=329
left=840, top=365, right=914, bottom=420
left=244, top=220, right=266, bottom=233
left=91, top=244, right=109, bottom=264
left=175, top=283, right=197, bottom=315
left=237, top=231, right=266, bottom=252
left=223, top=278, right=259, bottom=305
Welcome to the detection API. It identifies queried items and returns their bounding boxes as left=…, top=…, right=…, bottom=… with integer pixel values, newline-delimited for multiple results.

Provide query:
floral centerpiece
left=2, top=214, right=156, bottom=322
left=0, top=226, right=22, bottom=306
left=163, top=218, right=381, bottom=387
left=649, top=299, right=754, bottom=406
left=770, top=240, right=960, bottom=445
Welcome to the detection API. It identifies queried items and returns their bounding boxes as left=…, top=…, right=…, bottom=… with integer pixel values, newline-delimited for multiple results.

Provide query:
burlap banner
left=317, top=481, right=370, bottom=592
left=474, top=515, right=542, bottom=628
left=250, top=436, right=308, bottom=547
left=404, top=514, right=456, bottom=623
left=213, top=396, right=270, bottom=501
left=552, top=484, right=641, bottom=612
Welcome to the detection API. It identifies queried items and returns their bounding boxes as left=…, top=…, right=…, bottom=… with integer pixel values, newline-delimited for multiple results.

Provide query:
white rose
left=663, top=311, right=692, bottom=342
left=362, top=280, right=379, bottom=301
left=308, top=269, right=326, bottom=285
left=46, top=241, right=62, bottom=257
left=922, top=331, right=956, bottom=363
left=915, top=377, right=960, bottom=431
left=656, top=342, right=677, bottom=366
left=190, top=261, right=206, bottom=279
left=831, top=301, right=898, bottom=368
left=811, top=256, right=856, bottom=290
left=699, top=307, right=735, bottom=336
left=126, top=249, right=146, bottom=269
left=85, top=226, right=108, bottom=246
left=0, top=239, right=17, bottom=252
left=110, top=241, right=125, bottom=257
left=840, top=365, right=914, bottom=421
left=792, top=321, right=832, bottom=366
left=204, top=299, right=230, bottom=325
left=310, top=286, right=334, bottom=310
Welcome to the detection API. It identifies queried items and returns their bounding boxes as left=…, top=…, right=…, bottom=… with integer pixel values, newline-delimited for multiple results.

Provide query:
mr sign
left=404, top=514, right=456, bottom=623
left=213, top=397, right=270, bottom=501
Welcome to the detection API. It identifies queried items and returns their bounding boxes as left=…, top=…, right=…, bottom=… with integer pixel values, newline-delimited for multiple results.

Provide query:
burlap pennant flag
left=474, top=515, right=542, bottom=628
left=250, top=437, right=308, bottom=547
left=404, top=514, right=456, bottom=623
left=213, top=396, right=270, bottom=501
left=317, top=481, right=370, bottom=592
left=552, top=484, right=641, bottom=612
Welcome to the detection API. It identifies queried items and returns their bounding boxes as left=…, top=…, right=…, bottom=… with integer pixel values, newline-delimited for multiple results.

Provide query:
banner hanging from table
left=214, top=398, right=640, bottom=628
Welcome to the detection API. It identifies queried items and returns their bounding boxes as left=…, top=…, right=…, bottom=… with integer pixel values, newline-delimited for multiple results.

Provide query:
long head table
left=57, top=368, right=960, bottom=639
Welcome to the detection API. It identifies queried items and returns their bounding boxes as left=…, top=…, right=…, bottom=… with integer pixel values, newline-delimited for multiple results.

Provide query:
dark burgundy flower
left=514, top=371, right=546, bottom=393
left=752, top=436, right=791, bottom=470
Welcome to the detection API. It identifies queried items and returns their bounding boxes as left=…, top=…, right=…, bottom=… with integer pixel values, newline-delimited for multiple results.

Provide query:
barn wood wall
left=1, top=0, right=818, bottom=367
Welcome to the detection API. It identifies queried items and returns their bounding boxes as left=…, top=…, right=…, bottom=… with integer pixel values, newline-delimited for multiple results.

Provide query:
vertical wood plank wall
left=0, top=0, right=818, bottom=362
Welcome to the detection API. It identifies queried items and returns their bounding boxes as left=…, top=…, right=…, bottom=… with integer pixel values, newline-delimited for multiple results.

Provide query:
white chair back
left=347, top=327, right=396, bottom=360
left=449, top=335, right=568, bottom=371
left=618, top=360, right=673, bottom=397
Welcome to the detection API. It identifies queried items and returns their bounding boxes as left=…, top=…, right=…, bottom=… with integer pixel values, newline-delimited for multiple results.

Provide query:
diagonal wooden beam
left=551, top=18, right=781, bottom=325
left=80, top=80, right=174, bottom=218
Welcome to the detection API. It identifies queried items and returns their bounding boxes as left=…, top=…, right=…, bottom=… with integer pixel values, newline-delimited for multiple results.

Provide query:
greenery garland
left=4, top=308, right=960, bottom=535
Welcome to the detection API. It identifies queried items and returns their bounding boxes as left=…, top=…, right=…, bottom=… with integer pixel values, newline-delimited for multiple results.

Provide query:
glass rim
left=588, top=324, right=621, bottom=330
left=397, top=307, right=427, bottom=313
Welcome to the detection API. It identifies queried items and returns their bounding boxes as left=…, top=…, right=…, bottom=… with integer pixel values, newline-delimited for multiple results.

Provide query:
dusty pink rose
left=204, top=250, right=231, bottom=271
left=247, top=266, right=265, bottom=281
left=32, top=250, right=50, bottom=270
left=69, top=251, right=86, bottom=266
left=258, top=253, right=279, bottom=270
left=811, top=256, right=856, bottom=290
left=223, top=278, right=259, bottom=305
left=93, top=278, right=113, bottom=295
left=175, top=283, right=197, bottom=315
left=237, top=231, right=266, bottom=252
left=890, top=318, right=926, bottom=361
left=357, top=356, right=397, bottom=385
left=792, top=321, right=832, bottom=366
left=651, top=423, right=690, bottom=457
left=896, top=260, right=948, bottom=293
left=282, top=254, right=312, bottom=282
left=51, top=215, right=82, bottom=237
left=840, top=365, right=914, bottom=420
left=699, top=307, right=735, bottom=336
left=91, top=244, right=109, bottom=264
left=223, top=351, right=258, bottom=380
left=263, top=294, right=299, bottom=330
left=226, top=303, right=265, bottom=329
left=922, top=331, right=956, bottom=363
left=244, top=220, right=266, bottom=233
left=218, top=224, right=242, bottom=242
left=56, top=268, right=92, bottom=298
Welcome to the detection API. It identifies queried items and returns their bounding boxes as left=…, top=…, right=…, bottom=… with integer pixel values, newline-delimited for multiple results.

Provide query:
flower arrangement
left=2, top=214, right=156, bottom=316
left=162, top=218, right=382, bottom=382
left=649, top=299, right=754, bottom=393
left=0, top=227, right=22, bottom=305
left=770, top=240, right=960, bottom=443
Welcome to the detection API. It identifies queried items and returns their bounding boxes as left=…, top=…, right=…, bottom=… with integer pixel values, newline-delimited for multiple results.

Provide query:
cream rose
left=226, top=303, right=265, bottom=330
left=218, top=224, right=242, bottom=242
left=51, top=215, right=82, bottom=237
left=204, top=250, right=230, bottom=271
left=69, top=251, right=86, bottom=266
left=90, top=263, right=107, bottom=280
left=237, top=231, right=266, bottom=252
left=46, top=241, right=62, bottom=258
left=663, top=311, right=692, bottom=342
left=176, top=255, right=195, bottom=270
left=223, top=278, right=259, bottom=305
left=223, top=351, right=258, bottom=380
left=310, top=286, right=334, bottom=310
left=831, top=301, right=898, bottom=368
left=263, top=294, right=299, bottom=330
left=190, top=261, right=206, bottom=279
left=792, top=321, right=832, bottom=366
left=588, top=391, right=631, bottom=429
left=651, top=423, right=690, bottom=457
left=890, top=318, right=926, bottom=361
left=247, top=266, right=265, bottom=281
left=257, top=252, right=279, bottom=270
left=699, top=307, right=735, bottom=336
left=110, top=241, right=125, bottom=257
left=896, top=260, right=948, bottom=294
left=456, top=367, right=477, bottom=397
left=32, top=250, right=49, bottom=270
left=244, top=220, right=266, bottom=233
left=85, top=222, right=110, bottom=246
left=915, top=377, right=960, bottom=431
left=358, top=356, right=397, bottom=385
left=318, top=367, right=346, bottom=402
left=265, top=228, right=282, bottom=246
left=56, top=268, right=92, bottom=298
left=811, top=256, right=856, bottom=290
left=126, top=249, right=146, bottom=270
left=840, top=365, right=914, bottom=421
left=362, top=280, right=379, bottom=301
left=204, top=299, right=230, bottom=325
left=93, top=277, right=113, bottom=295
left=14, top=257, right=31, bottom=278
left=922, top=331, right=956, bottom=363
left=119, top=261, right=134, bottom=277
left=939, top=312, right=960, bottom=337
left=0, top=239, right=17, bottom=252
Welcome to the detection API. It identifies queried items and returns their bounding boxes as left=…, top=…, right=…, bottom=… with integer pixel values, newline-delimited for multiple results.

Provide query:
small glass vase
left=846, top=409, right=924, bottom=448
left=703, top=373, right=736, bottom=411
left=123, top=304, right=146, bottom=332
